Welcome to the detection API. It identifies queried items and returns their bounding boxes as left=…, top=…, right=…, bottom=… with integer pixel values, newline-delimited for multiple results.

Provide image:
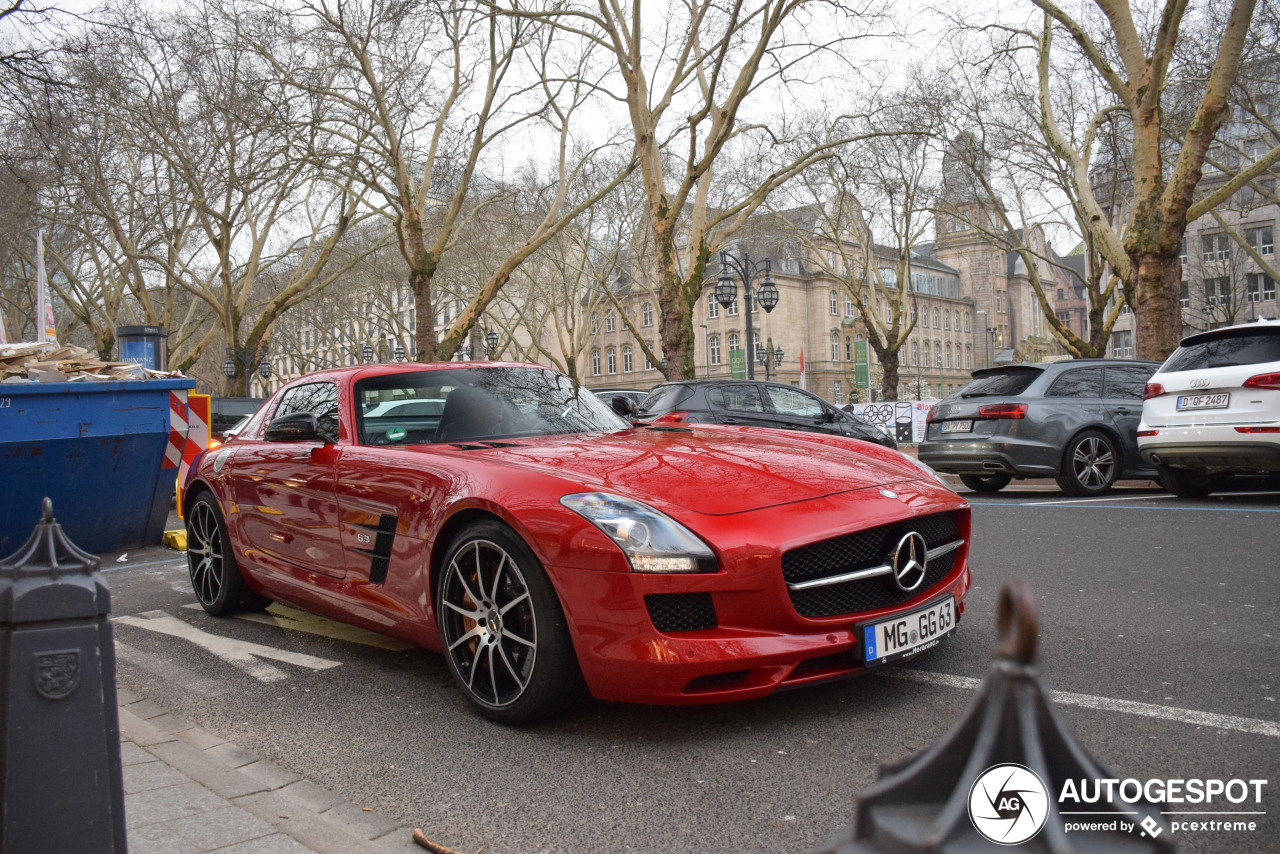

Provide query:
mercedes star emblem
left=880, top=489, right=898, bottom=499
left=889, top=531, right=929, bottom=592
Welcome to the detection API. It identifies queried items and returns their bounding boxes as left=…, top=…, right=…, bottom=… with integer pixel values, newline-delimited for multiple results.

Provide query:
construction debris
left=0, top=342, right=184, bottom=383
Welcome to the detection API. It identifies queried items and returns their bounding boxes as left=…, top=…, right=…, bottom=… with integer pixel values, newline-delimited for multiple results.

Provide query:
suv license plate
left=1177, top=393, right=1229, bottom=410
left=860, top=596, right=955, bottom=667
left=942, top=420, right=973, bottom=433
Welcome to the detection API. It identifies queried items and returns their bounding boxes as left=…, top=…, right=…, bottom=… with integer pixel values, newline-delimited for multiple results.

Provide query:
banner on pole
left=35, top=229, right=56, bottom=343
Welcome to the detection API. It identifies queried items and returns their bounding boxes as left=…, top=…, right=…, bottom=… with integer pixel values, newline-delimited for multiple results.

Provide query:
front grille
left=684, top=670, right=748, bottom=691
left=792, top=651, right=856, bottom=675
left=645, top=593, right=717, bottom=632
left=782, top=512, right=961, bottom=618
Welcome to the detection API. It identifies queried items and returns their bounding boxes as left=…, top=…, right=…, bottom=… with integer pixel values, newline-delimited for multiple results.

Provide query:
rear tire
left=185, top=493, right=271, bottom=615
left=436, top=520, right=587, bottom=724
left=1056, top=430, right=1119, bottom=496
left=1159, top=465, right=1219, bottom=498
left=959, top=473, right=1012, bottom=494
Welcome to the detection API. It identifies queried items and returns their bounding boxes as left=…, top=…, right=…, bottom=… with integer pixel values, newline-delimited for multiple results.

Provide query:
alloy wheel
left=1071, top=435, right=1115, bottom=490
left=187, top=500, right=225, bottom=606
left=440, top=539, right=538, bottom=708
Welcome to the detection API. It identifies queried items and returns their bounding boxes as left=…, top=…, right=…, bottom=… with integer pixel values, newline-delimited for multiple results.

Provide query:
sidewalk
left=117, top=687, right=420, bottom=854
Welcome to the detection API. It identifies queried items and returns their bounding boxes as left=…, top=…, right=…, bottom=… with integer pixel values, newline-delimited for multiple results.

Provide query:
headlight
left=559, top=493, right=716, bottom=573
left=900, top=453, right=954, bottom=490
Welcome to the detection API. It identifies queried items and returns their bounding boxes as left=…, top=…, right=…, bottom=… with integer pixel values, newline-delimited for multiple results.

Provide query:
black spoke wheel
left=437, top=520, right=585, bottom=724
left=1159, top=465, right=1219, bottom=498
left=1056, top=430, right=1119, bottom=496
left=185, top=493, right=270, bottom=615
left=959, top=473, right=1012, bottom=494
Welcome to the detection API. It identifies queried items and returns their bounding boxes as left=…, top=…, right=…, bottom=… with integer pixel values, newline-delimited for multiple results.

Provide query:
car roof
left=968, top=358, right=1160, bottom=378
left=1178, top=317, right=1280, bottom=348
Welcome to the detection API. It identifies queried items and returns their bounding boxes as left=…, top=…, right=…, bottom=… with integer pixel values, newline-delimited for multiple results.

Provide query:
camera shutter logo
left=968, top=763, right=1049, bottom=845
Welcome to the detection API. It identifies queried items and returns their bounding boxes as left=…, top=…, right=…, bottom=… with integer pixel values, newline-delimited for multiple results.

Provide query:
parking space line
left=886, top=669, right=1280, bottom=738
left=1023, top=494, right=1173, bottom=506
left=182, top=602, right=416, bottom=651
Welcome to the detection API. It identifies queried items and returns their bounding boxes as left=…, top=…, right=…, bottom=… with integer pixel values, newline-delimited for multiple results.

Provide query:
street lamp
left=715, top=250, right=778, bottom=379
left=485, top=328, right=499, bottom=359
left=360, top=342, right=374, bottom=363
left=393, top=342, right=405, bottom=361
left=975, top=309, right=993, bottom=369
left=222, top=345, right=268, bottom=387
left=757, top=338, right=784, bottom=381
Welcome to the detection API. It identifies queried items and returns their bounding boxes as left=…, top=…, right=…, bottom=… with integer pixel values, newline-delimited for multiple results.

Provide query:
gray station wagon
left=918, top=360, right=1161, bottom=495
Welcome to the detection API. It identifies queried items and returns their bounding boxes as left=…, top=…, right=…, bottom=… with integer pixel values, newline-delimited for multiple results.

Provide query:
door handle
left=1115, top=408, right=1133, bottom=416
left=722, top=418, right=738, bottom=424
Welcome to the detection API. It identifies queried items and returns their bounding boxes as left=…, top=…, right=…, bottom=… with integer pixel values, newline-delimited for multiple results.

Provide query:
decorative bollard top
left=815, top=578, right=1176, bottom=854
left=0, top=498, right=110, bottom=625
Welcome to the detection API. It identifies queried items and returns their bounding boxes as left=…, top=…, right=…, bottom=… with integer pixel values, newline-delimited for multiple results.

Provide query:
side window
left=275, top=382, right=340, bottom=442
left=709, top=385, right=766, bottom=413
left=1046, top=368, right=1103, bottom=399
left=765, top=386, right=825, bottom=418
left=1104, top=366, right=1153, bottom=400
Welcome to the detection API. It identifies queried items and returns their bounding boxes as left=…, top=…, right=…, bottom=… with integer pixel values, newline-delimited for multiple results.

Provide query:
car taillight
left=925, top=407, right=940, bottom=423
left=1242, top=373, right=1280, bottom=390
left=1143, top=383, right=1165, bottom=400
left=652, top=411, right=689, bottom=424
left=1136, top=430, right=1159, bottom=437
left=977, top=403, right=1027, bottom=419
left=1234, top=426, right=1280, bottom=433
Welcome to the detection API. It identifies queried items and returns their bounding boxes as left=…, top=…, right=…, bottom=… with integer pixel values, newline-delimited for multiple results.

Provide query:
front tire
left=1056, top=430, right=1119, bottom=496
left=959, top=473, right=1012, bottom=494
left=185, top=493, right=271, bottom=615
left=436, top=520, right=586, bottom=724
left=1159, top=465, right=1219, bottom=498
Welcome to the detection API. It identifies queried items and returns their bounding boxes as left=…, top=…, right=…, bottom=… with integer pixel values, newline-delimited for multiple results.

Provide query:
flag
left=36, top=229, right=56, bottom=343
left=0, top=302, right=7, bottom=344
left=799, top=346, right=806, bottom=390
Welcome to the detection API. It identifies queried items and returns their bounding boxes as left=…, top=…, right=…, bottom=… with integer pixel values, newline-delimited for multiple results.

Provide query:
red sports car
left=182, top=364, right=971, bottom=722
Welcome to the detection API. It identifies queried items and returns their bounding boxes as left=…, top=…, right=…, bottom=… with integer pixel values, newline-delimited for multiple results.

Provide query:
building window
left=591, top=350, right=601, bottom=376
left=622, top=346, right=633, bottom=373
left=1202, top=233, right=1230, bottom=263
left=830, top=291, right=838, bottom=315
left=827, top=250, right=836, bottom=270
left=845, top=296, right=855, bottom=317
left=1248, top=273, right=1276, bottom=301
left=752, top=331, right=761, bottom=361
left=964, top=312, right=970, bottom=333
left=1246, top=225, right=1274, bottom=256
left=644, top=343, right=654, bottom=370
left=1057, top=288, right=1064, bottom=300
left=708, top=297, right=720, bottom=319
left=710, top=336, right=721, bottom=365
left=605, top=310, right=615, bottom=333
left=607, top=348, right=617, bottom=374
left=590, top=313, right=599, bottom=334
left=1179, top=240, right=1187, bottom=266
left=965, top=344, right=971, bottom=369
left=943, top=311, right=950, bottom=331
left=1180, top=281, right=1190, bottom=309
left=1204, top=276, right=1231, bottom=306
left=642, top=302, right=653, bottom=325
left=831, top=332, right=839, bottom=361
left=911, top=340, right=918, bottom=365
left=922, top=340, right=930, bottom=366
left=935, top=340, right=943, bottom=367
left=845, top=336, right=852, bottom=361
left=728, top=332, right=739, bottom=354
left=727, top=295, right=739, bottom=316
left=1111, top=330, right=1134, bottom=358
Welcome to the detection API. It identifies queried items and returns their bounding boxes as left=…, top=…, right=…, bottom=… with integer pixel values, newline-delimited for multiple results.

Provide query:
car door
left=228, top=381, right=346, bottom=579
left=1104, top=364, right=1156, bottom=473
left=1041, top=367, right=1106, bottom=452
left=705, top=383, right=777, bottom=428
left=762, top=385, right=837, bottom=435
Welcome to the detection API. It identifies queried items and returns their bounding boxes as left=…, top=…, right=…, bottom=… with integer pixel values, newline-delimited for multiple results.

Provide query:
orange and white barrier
left=175, top=393, right=211, bottom=519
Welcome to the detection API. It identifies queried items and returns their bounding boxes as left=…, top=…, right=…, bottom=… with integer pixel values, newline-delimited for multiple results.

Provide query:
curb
left=118, top=689, right=416, bottom=853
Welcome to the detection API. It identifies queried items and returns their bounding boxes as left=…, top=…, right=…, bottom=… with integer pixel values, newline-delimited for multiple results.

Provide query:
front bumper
left=546, top=483, right=972, bottom=705
left=1139, top=425, right=1280, bottom=472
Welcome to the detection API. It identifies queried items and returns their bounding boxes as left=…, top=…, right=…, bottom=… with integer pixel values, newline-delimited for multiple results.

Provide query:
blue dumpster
left=0, top=378, right=196, bottom=554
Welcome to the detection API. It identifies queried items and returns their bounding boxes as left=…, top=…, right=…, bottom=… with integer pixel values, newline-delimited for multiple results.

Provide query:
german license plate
left=942, top=420, right=973, bottom=433
left=1176, top=393, right=1229, bottom=410
left=860, top=596, right=955, bottom=666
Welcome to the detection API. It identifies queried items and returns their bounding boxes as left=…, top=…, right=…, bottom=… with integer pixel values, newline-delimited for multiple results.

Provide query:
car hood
left=438, top=427, right=923, bottom=515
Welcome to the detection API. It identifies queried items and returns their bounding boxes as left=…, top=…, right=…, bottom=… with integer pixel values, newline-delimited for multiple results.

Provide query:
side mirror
left=265, top=412, right=324, bottom=442
left=823, top=409, right=837, bottom=422
left=611, top=395, right=636, bottom=418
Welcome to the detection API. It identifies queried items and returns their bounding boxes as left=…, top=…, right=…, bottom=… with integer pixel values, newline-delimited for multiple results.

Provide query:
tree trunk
left=654, top=219, right=690, bottom=381
left=1131, top=250, right=1183, bottom=360
left=411, top=260, right=437, bottom=362
left=881, top=356, right=899, bottom=402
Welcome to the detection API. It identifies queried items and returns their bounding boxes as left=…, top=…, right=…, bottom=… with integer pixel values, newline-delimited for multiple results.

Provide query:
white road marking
left=1024, top=494, right=1173, bottom=506
left=115, top=610, right=341, bottom=682
left=885, top=669, right=1280, bottom=738
left=182, top=602, right=415, bottom=651
left=114, top=640, right=228, bottom=697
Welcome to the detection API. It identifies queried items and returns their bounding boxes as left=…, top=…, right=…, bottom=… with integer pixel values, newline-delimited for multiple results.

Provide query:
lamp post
left=987, top=327, right=998, bottom=368
left=360, top=342, right=374, bottom=363
left=222, top=345, right=269, bottom=395
left=393, top=342, right=405, bottom=361
left=714, top=250, right=779, bottom=380
left=757, top=337, right=784, bottom=381
left=485, top=328, right=499, bottom=360
left=699, top=323, right=709, bottom=379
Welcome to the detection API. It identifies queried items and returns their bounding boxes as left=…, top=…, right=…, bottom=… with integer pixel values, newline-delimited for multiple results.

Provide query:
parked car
left=919, top=359, right=1161, bottom=495
left=590, top=387, right=650, bottom=415
left=182, top=364, right=969, bottom=723
left=634, top=380, right=898, bottom=449
left=211, top=397, right=264, bottom=440
left=1138, top=319, right=1280, bottom=497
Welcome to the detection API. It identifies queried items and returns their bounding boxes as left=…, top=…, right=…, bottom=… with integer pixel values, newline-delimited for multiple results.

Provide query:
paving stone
left=121, top=741, right=158, bottom=767
left=128, top=819, right=191, bottom=854
left=179, top=725, right=229, bottom=751
left=210, top=832, right=315, bottom=853
left=116, top=687, right=141, bottom=705
left=125, top=781, right=228, bottom=829
left=232, top=790, right=306, bottom=826
left=124, top=760, right=191, bottom=794
left=368, top=827, right=420, bottom=852
left=318, top=801, right=401, bottom=841
left=160, top=803, right=279, bottom=852
left=240, top=760, right=303, bottom=790
left=206, top=742, right=263, bottom=769
left=148, top=712, right=196, bottom=735
left=123, top=699, right=168, bottom=720
left=119, top=706, right=178, bottom=747
left=264, top=815, right=385, bottom=854
left=149, top=741, right=270, bottom=800
left=276, top=779, right=345, bottom=814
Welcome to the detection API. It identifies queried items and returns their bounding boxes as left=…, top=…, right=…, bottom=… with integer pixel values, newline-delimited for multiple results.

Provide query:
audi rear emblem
left=890, top=531, right=929, bottom=592
left=1189, top=378, right=1211, bottom=388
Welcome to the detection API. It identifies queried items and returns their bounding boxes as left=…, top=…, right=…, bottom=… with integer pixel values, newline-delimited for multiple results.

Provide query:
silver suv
left=1138, top=319, right=1280, bottom=497
left=919, top=360, right=1161, bottom=495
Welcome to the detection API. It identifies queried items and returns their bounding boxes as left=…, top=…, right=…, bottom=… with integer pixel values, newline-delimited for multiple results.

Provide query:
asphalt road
left=105, top=484, right=1280, bottom=854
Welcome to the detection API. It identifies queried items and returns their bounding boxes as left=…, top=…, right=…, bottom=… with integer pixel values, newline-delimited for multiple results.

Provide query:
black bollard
left=816, top=578, right=1175, bottom=853
left=0, top=498, right=127, bottom=853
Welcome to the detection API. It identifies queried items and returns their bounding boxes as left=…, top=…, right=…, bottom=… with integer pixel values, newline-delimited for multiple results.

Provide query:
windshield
left=355, top=367, right=630, bottom=445
left=1163, top=329, right=1280, bottom=372
left=957, top=367, right=1043, bottom=398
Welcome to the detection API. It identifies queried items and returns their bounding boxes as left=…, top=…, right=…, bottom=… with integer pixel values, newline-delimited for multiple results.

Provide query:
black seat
left=434, top=386, right=506, bottom=443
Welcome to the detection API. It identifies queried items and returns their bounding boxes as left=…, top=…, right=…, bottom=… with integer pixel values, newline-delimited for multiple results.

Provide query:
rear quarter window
left=1047, top=368, right=1103, bottom=398
left=1162, top=329, right=1280, bottom=372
